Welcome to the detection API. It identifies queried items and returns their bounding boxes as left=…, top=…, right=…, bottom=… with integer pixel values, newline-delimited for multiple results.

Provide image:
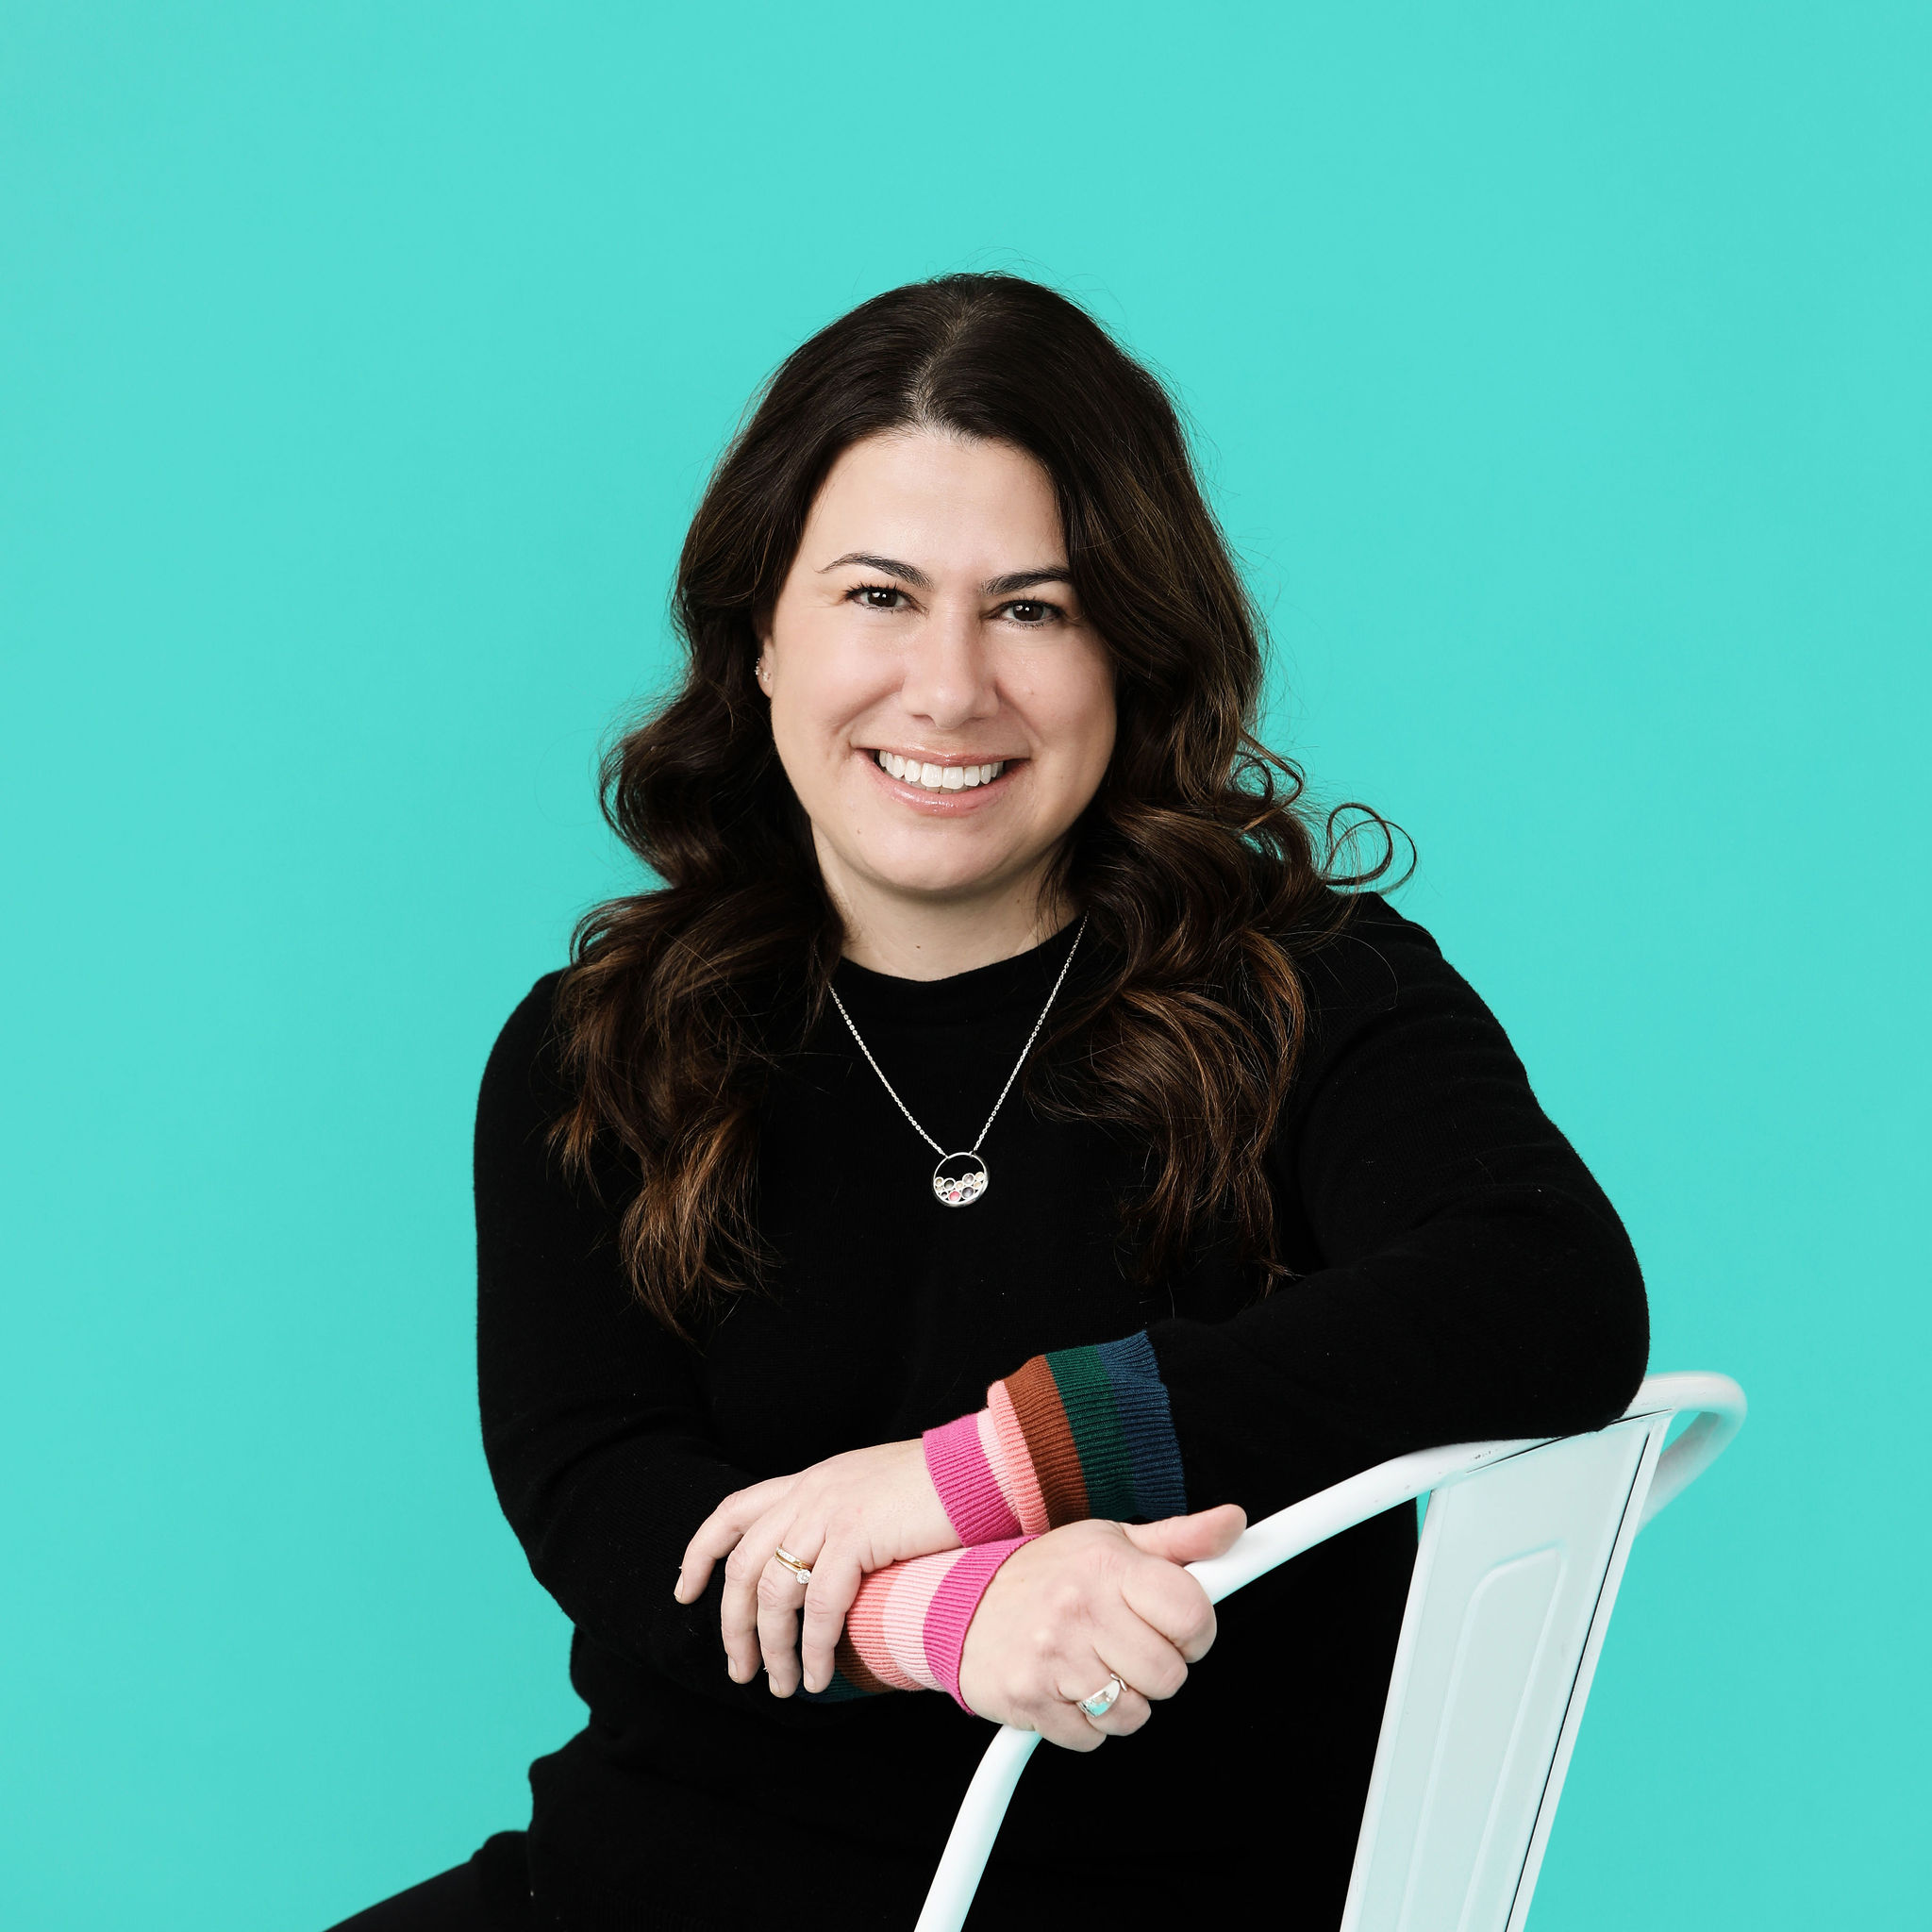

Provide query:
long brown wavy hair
left=554, top=273, right=1405, bottom=1335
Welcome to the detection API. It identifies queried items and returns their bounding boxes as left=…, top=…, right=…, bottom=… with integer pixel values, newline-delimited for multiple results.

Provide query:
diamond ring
left=772, top=1546, right=813, bottom=1585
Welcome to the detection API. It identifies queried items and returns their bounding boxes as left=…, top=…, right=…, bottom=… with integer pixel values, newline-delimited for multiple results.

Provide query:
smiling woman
left=326, top=275, right=1648, bottom=1931
left=552, top=278, right=1374, bottom=1338
left=757, top=431, right=1116, bottom=962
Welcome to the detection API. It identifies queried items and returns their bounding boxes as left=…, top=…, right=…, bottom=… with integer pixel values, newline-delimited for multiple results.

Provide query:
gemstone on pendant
left=932, top=1151, right=990, bottom=1208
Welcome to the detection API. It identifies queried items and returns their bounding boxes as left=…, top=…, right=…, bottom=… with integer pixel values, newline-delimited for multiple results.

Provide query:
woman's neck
left=819, top=845, right=1071, bottom=983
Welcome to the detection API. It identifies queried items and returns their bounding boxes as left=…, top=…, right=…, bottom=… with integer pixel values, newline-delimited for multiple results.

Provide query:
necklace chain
left=825, top=918, right=1087, bottom=1162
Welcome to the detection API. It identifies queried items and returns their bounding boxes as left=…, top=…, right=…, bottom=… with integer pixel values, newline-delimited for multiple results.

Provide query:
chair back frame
left=913, top=1372, right=1745, bottom=1932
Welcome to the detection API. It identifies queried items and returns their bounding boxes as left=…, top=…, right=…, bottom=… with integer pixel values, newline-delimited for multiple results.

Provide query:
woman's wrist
left=820, top=1535, right=1037, bottom=1709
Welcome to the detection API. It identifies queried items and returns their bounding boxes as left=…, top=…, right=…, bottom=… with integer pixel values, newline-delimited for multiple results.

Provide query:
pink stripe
left=844, top=1570, right=920, bottom=1690
left=922, top=1536, right=1037, bottom=1711
left=988, top=1381, right=1050, bottom=1535
left=977, top=1407, right=1024, bottom=1520
left=924, top=1413, right=1022, bottom=1544
left=882, top=1551, right=953, bottom=1690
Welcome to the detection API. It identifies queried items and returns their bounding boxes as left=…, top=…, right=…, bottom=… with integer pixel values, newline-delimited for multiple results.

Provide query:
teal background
left=3, top=4, right=1925, bottom=1925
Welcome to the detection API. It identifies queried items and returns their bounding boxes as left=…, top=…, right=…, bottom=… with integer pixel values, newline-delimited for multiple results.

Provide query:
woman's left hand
left=675, top=1438, right=958, bottom=1697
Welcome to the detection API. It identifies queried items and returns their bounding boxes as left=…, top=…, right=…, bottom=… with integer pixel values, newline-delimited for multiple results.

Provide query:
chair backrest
left=913, top=1372, right=1744, bottom=1932
left=1341, top=1413, right=1665, bottom=1932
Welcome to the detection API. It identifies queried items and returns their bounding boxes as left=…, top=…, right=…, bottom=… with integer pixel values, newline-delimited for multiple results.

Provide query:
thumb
left=1122, top=1502, right=1246, bottom=1564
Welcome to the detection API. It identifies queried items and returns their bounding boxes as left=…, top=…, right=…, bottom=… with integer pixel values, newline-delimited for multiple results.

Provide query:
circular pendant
left=932, top=1151, right=990, bottom=1208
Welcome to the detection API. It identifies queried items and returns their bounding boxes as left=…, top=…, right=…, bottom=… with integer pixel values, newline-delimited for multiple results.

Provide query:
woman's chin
left=836, top=833, right=1040, bottom=907
left=864, top=861, right=1027, bottom=904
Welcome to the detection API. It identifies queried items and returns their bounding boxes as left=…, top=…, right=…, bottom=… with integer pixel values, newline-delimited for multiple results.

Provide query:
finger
left=798, top=1546, right=864, bottom=1695
left=1083, top=1611, right=1191, bottom=1704
left=1056, top=1651, right=1155, bottom=1739
left=757, top=1557, right=811, bottom=1696
left=675, top=1514, right=752, bottom=1607
left=1029, top=1694, right=1107, bottom=1753
left=1121, top=1502, right=1246, bottom=1566
left=1083, top=1686, right=1153, bottom=1738
left=675, top=1476, right=797, bottom=1603
left=720, top=1510, right=802, bottom=1682
left=752, top=1521, right=830, bottom=1694
left=1118, top=1557, right=1219, bottom=1662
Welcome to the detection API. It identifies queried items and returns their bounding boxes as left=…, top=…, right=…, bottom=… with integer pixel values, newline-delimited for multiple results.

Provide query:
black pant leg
left=325, top=1832, right=530, bottom=1931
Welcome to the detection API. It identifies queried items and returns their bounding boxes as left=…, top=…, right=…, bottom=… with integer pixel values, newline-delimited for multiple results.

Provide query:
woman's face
left=759, top=429, right=1116, bottom=921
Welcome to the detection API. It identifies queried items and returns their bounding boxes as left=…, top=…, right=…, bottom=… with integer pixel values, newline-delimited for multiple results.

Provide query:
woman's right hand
left=958, top=1504, right=1245, bottom=1750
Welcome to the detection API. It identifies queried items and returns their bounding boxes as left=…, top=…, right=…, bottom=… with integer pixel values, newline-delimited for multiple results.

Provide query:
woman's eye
left=849, top=584, right=905, bottom=610
left=1002, top=599, right=1061, bottom=625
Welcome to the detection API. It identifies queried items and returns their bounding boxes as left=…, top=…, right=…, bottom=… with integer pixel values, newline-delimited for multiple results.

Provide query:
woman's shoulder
left=1275, top=888, right=1502, bottom=1075
left=477, top=968, right=573, bottom=1134
left=1284, top=888, right=1450, bottom=1008
left=492, top=966, right=569, bottom=1052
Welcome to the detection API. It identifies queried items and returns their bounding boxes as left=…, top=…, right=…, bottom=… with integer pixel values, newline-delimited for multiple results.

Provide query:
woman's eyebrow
left=983, top=567, right=1072, bottom=595
left=819, top=552, right=932, bottom=587
left=817, top=552, right=1072, bottom=596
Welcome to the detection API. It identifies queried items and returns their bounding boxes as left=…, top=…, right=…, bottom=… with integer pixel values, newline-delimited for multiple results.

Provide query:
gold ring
left=772, top=1546, right=813, bottom=1585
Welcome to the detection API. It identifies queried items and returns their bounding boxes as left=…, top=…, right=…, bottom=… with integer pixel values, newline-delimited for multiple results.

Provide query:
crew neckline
left=830, top=917, right=1086, bottom=1027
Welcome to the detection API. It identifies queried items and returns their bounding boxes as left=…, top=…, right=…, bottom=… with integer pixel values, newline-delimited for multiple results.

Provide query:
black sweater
left=474, top=892, right=1648, bottom=1931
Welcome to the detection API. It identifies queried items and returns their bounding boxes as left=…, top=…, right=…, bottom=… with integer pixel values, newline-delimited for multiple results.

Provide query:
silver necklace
left=826, top=919, right=1086, bottom=1209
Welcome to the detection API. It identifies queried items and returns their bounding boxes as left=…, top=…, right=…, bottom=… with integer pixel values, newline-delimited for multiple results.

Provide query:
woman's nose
left=899, top=605, right=998, bottom=729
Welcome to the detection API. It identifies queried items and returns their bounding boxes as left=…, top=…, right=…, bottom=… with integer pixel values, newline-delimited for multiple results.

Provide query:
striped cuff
left=923, top=1412, right=1024, bottom=1544
left=993, top=1330, right=1187, bottom=1529
left=808, top=1536, right=1035, bottom=1711
left=805, top=1333, right=1179, bottom=1708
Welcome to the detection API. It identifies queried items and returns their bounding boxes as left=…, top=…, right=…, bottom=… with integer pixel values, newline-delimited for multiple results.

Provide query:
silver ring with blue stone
left=1076, top=1673, right=1124, bottom=1719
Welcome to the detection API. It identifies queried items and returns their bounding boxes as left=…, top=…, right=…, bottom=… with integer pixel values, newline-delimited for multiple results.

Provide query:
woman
left=333, top=273, right=1647, bottom=1931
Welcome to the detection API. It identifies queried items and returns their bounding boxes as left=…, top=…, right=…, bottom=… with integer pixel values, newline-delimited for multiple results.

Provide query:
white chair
left=916, top=1371, right=1745, bottom=1932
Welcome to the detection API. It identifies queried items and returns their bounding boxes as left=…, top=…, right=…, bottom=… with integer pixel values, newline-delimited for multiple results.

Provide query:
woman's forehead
left=803, top=431, right=1064, bottom=575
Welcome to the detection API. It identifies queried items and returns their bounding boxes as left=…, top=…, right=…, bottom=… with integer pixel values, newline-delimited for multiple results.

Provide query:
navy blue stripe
left=1095, top=1330, right=1187, bottom=1519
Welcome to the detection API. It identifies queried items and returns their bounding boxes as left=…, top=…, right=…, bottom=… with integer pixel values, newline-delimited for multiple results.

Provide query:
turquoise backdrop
left=3, top=5, right=1925, bottom=1926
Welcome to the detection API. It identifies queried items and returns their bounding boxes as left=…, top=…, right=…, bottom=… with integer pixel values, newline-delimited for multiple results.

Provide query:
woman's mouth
left=871, top=749, right=1012, bottom=792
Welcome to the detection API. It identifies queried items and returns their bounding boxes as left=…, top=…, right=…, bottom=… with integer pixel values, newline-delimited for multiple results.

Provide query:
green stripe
left=1045, top=1344, right=1136, bottom=1519
left=802, top=1672, right=873, bottom=1703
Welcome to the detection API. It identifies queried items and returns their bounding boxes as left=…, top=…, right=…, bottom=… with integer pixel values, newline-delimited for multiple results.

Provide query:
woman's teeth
left=874, top=751, right=1008, bottom=791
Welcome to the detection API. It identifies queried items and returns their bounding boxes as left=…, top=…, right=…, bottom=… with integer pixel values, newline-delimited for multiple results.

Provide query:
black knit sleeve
left=474, top=974, right=775, bottom=1713
left=1145, top=895, right=1651, bottom=1523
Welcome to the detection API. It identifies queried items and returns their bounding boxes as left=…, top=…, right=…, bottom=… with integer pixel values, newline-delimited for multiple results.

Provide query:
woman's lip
left=862, top=749, right=1024, bottom=766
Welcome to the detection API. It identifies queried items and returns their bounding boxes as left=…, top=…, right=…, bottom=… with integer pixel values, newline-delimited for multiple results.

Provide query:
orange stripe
left=833, top=1631, right=890, bottom=1696
left=1005, top=1355, right=1090, bottom=1526
left=844, top=1572, right=920, bottom=1690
